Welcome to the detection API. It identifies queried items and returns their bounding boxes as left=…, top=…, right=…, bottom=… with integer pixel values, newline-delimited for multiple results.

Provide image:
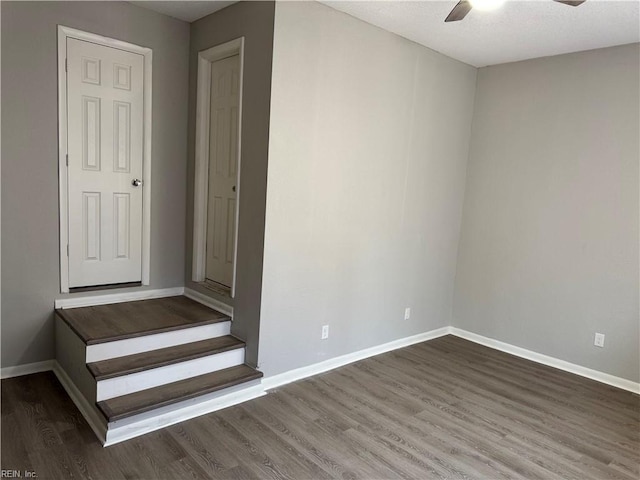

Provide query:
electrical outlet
left=594, top=332, right=605, bottom=348
left=321, top=325, right=329, bottom=340
left=404, top=307, right=411, bottom=320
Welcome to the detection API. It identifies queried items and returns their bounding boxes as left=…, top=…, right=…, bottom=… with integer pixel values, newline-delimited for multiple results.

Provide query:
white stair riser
left=86, top=322, right=231, bottom=363
left=96, top=348, right=245, bottom=401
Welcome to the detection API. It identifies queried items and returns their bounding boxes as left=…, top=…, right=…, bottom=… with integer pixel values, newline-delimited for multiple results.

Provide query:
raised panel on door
left=67, top=38, right=144, bottom=288
left=83, top=192, right=101, bottom=261
left=113, top=193, right=131, bottom=259
left=82, top=96, right=101, bottom=171
left=206, top=54, right=240, bottom=288
left=113, top=101, right=131, bottom=173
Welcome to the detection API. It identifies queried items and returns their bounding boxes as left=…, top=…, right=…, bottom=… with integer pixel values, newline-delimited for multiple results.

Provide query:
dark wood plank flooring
left=2, top=335, right=638, bottom=479
left=56, top=296, right=230, bottom=344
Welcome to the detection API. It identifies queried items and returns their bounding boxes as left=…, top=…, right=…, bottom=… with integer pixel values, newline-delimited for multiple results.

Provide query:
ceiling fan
left=445, top=0, right=586, bottom=23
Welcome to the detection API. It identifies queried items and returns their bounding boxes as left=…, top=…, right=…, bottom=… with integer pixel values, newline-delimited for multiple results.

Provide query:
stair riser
left=96, top=348, right=245, bottom=401
left=86, top=321, right=231, bottom=363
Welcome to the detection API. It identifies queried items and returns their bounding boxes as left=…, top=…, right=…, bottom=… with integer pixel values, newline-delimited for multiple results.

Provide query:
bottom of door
left=202, top=279, right=232, bottom=298
left=69, top=281, right=142, bottom=294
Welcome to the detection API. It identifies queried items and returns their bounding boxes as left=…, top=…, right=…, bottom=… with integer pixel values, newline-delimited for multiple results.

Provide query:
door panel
left=83, top=192, right=101, bottom=261
left=206, top=54, right=240, bottom=288
left=114, top=101, right=131, bottom=172
left=67, top=38, right=144, bottom=287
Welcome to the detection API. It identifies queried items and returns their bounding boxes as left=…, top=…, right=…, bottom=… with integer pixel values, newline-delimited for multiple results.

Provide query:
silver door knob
left=132, top=179, right=143, bottom=187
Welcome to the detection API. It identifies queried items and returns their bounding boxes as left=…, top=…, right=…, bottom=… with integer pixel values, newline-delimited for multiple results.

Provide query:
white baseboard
left=104, top=382, right=265, bottom=446
left=4, top=324, right=637, bottom=450
left=1, top=360, right=54, bottom=379
left=261, top=327, right=451, bottom=391
left=184, top=287, right=233, bottom=317
left=449, top=327, right=640, bottom=394
left=52, top=361, right=108, bottom=444
left=54, top=287, right=185, bottom=309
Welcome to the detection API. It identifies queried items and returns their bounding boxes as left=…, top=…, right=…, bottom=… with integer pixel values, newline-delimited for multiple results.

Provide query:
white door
left=66, top=38, right=145, bottom=288
left=206, top=54, right=240, bottom=287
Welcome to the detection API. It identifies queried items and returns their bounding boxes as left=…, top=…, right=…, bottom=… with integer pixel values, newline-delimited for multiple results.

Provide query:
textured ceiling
left=319, top=0, right=640, bottom=66
left=129, top=1, right=236, bottom=22
left=130, top=1, right=639, bottom=67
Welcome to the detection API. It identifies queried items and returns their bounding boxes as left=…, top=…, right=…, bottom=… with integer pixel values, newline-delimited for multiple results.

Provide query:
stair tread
left=87, top=336, right=245, bottom=380
left=97, top=365, right=262, bottom=422
left=56, top=296, right=230, bottom=345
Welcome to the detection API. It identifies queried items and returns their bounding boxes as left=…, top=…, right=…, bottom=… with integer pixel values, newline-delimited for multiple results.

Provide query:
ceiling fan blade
left=553, top=0, right=587, bottom=6
left=445, top=0, right=473, bottom=22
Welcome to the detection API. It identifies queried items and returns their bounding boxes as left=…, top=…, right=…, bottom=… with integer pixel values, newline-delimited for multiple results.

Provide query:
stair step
left=97, top=365, right=263, bottom=422
left=87, top=336, right=245, bottom=380
left=56, top=296, right=230, bottom=345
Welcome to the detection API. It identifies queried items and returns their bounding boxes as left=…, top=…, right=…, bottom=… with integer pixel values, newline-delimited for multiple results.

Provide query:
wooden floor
left=2, top=335, right=638, bottom=479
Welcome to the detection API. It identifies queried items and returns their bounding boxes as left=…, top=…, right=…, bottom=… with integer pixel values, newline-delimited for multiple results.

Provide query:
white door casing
left=192, top=38, right=244, bottom=297
left=58, top=27, right=152, bottom=292
left=205, top=54, right=240, bottom=288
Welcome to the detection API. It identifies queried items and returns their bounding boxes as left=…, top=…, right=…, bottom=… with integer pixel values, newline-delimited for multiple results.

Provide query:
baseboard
left=52, top=361, right=108, bottom=444
left=54, top=287, right=185, bottom=309
left=449, top=327, right=640, bottom=394
left=4, top=324, right=636, bottom=450
left=184, top=287, right=233, bottom=316
left=104, top=382, right=265, bottom=446
left=261, top=327, right=451, bottom=391
left=1, top=360, right=54, bottom=379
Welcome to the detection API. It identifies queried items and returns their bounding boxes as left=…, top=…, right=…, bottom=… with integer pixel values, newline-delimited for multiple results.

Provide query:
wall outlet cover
left=594, top=333, right=605, bottom=348
left=321, top=325, right=329, bottom=340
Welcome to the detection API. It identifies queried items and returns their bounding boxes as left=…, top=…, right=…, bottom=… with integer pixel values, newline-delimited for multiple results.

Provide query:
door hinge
left=66, top=244, right=69, bottom=257
left=65, top=58, right=68, bottom=72
left=66, top=153, right=69, bottom=166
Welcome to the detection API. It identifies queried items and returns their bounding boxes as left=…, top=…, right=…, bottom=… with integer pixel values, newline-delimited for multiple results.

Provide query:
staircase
left=54, top=295, right=263, bottom=446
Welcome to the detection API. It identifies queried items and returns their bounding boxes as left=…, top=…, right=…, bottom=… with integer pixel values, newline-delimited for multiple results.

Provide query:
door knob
left=232, top=185, right=236, bottom=192
left=132, top=179, right=143, bottom=187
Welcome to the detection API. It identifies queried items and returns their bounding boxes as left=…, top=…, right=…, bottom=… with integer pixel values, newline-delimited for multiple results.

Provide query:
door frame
left=192, top=37, right=245, bottom=297
left=57, top=26, right=153, bottom=293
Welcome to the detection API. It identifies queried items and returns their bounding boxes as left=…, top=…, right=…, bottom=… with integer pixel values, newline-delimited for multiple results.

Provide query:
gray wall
left=185, top=1, right=275, bottom=367
left=453, top=44, right=640, bottom=382
left=1, top=1, right=190, bottom=368
left=259, top=1, right=477, bottom=377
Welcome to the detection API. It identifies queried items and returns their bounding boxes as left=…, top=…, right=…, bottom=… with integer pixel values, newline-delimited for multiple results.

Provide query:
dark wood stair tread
left=56, top=296, right=230, bottom=345
left=97, top=365, right=263, bottom=422
left=87, top=336, right=245, bottom=380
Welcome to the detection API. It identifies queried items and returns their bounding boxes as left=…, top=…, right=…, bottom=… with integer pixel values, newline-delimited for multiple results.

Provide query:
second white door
left=206, top=54, right=240, bottom=288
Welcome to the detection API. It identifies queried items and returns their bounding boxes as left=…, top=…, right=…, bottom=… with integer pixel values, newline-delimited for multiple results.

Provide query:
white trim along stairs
left=1, top=288, right=637, bottom=446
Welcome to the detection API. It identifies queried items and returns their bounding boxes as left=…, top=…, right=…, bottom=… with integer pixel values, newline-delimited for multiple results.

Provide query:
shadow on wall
left=18, top=313, right=56, bottom=366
